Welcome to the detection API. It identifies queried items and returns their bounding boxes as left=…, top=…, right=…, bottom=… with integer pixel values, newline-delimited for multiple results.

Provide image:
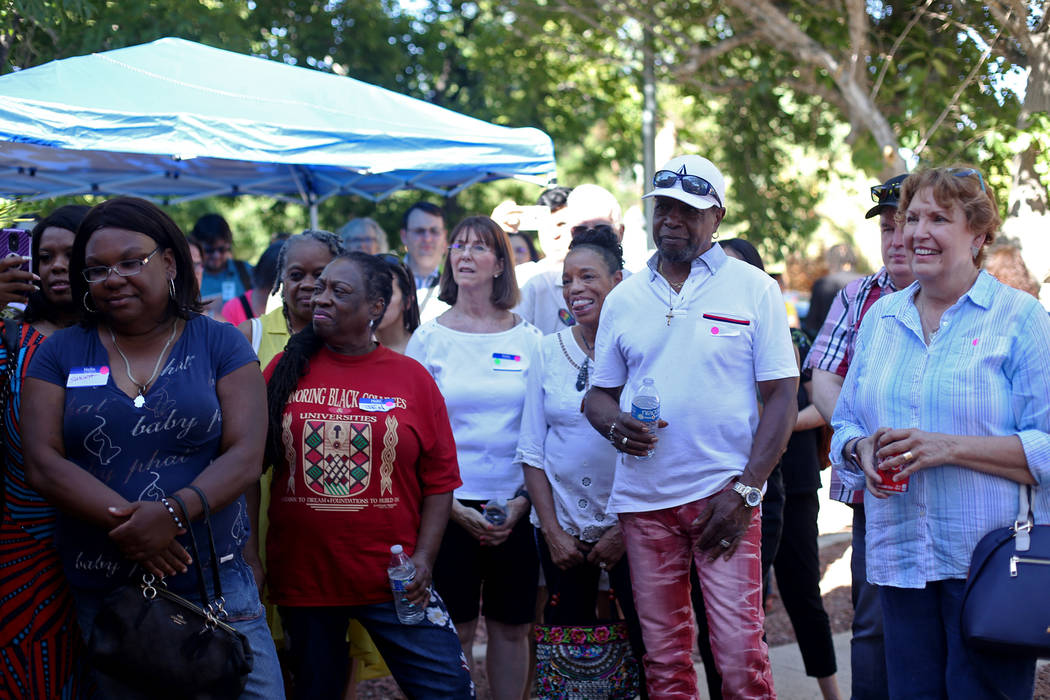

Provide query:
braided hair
left=264, top=251, right=393, bottom=467
left=272, top=229, right=343, bottom=335
left=272, top=229, right=343, bottom=299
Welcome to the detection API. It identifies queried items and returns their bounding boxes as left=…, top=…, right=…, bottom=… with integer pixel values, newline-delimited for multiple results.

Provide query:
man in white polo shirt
left=584, top=154, right=798, bottom=698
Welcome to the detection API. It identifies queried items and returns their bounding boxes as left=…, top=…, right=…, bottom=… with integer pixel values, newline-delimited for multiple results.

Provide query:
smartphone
left=2, top=228, right=31, bottom=274
left=516, top=205, right=550, bottom=232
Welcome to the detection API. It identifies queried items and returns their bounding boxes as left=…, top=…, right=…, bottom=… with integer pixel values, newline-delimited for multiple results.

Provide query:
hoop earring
left=82, top=292, right=98, bottom=313
left=712, top=231, right=720, bottom=241
left=168, top=278, right=177, bottom=301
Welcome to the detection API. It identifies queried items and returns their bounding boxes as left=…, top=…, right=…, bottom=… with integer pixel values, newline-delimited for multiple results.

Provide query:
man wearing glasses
left=399, top=201, right=447, bottom=291
left=584, top=154, right=798, bottom=698
left=803, top=173, right=911, bottom=700
left=189, top=213, right=253, bottom=317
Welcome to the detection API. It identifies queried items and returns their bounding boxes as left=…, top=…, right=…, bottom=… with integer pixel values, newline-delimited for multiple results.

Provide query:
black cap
left=865, top=174, right=908, bottom=219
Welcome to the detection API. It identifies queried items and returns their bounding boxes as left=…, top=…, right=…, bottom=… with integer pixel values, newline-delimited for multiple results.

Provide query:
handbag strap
left=185, top=484, right=224, bottom=605
left=168, top=493, right=210, bottom=606
left=1014, top=485, right=1034, bottom=552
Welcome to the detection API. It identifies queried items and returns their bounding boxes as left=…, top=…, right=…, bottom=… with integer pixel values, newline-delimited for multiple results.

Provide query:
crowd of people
left=0, top=151, right=1046, bottom=700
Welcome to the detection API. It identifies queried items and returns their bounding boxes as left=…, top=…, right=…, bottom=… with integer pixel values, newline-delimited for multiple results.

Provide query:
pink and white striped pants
left=620, top=494, right=775, bottom=699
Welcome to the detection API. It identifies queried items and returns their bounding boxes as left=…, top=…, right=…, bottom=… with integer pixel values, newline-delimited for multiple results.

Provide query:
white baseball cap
left=642, top=155, right=726, bottom=211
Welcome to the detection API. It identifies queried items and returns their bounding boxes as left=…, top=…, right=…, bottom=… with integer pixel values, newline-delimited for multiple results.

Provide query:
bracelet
left=607, top=419, right=617, bottom=444
left=160, top=497, right=185, bottom=530
left=846, top=438, right=862, bottom=468
left=513, top=487, right=530, bottom=503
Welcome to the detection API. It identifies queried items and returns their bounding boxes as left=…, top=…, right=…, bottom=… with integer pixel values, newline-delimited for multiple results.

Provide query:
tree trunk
left=726, top=0, right=906, bottom=177
left=1005, top=29, right=1050, bottom=302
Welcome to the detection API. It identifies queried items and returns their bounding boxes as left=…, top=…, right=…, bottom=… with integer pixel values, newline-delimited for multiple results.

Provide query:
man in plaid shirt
left=804, top=174, right=911, bottom=700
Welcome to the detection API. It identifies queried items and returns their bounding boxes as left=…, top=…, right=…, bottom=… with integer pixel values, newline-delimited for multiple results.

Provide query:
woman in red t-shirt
left=263, top=252, right=473, bottom=699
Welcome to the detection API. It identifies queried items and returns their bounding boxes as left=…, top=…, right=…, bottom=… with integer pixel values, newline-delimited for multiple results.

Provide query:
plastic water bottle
left=631, top=377, right=660, bottom=460
left=483, top=497, right=508, bottom=525
left=388, top=545, right=424, bottom=624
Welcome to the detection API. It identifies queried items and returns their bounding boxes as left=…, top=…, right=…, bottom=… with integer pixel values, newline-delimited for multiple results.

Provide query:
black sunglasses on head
left=571, top=224, right=615, bottom=239
left=375, top=253, right=402, bottom=266
left=870, top=182, right=902, bottom=203
left=653, top=170, right=722, bottom=206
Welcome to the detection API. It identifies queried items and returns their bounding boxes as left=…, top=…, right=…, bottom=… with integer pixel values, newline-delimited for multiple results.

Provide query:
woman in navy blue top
left=22, top=197, right=284, bottom=699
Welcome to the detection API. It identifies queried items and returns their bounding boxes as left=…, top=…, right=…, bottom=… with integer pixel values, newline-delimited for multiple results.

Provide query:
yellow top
left=256, top=306, right=290, bottom=370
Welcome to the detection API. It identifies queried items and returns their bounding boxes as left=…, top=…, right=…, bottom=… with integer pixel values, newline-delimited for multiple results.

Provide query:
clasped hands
left=107, top=500, right=191, bottom=579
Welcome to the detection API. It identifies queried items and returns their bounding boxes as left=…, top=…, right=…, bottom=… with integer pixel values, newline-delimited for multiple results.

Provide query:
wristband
left=607, top=419, right=617, bottom=444
left=160, top=497, right=185, bottom=530
left=846, top=438, right=862, bottom=469
left=513, top=487, right=530, bottom=503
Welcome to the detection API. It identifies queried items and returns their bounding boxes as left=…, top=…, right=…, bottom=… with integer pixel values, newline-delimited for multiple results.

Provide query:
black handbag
left=87, top=489, right=254, bottom=699
left=961, top=485, right=1050, bottom=658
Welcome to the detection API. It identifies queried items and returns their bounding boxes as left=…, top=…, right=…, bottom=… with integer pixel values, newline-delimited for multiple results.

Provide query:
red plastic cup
left=877, top=460, right=909, bottom=493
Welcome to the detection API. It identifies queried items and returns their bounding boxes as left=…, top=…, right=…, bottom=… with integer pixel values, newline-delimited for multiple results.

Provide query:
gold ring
left=719, top=539, right=731, bottom=549
left=902, top=450, right=914, bottom=462
left=621, top=436, right=628, bottom=446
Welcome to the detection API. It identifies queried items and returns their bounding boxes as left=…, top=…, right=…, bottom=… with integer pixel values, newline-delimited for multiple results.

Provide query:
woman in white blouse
left=406, top=215, right=541, bottom=700
left=515, top=228, right=645, bottom=658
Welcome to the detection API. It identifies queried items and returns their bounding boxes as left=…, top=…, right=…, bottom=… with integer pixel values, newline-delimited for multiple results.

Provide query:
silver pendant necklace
left=109, top=319, right=179, bottom=408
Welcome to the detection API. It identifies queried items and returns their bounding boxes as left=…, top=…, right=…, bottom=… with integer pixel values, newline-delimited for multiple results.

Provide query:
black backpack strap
left=237, top=293, right=253, bottom=319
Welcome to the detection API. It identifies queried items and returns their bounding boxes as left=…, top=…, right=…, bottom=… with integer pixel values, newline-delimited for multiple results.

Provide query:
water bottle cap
left=390, top=544, right=403, bottom=554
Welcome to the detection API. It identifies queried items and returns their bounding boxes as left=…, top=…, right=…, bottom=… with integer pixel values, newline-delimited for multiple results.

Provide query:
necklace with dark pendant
left=557, top=332, right=590, bottom=392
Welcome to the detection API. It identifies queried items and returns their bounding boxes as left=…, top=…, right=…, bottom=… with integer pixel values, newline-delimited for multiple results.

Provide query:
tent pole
left=309, top=203, right=318, bottom=230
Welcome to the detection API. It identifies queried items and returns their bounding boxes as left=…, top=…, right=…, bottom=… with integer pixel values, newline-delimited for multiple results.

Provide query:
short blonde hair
left=896, top=166, right=1000, bottom=266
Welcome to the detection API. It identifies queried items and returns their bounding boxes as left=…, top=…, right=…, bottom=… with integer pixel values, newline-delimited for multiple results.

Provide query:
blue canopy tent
left=0, top=37, right=556, bottom=224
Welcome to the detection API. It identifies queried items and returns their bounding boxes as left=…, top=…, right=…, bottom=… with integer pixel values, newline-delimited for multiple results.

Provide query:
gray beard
left=657, top=241, right=701, bottom=264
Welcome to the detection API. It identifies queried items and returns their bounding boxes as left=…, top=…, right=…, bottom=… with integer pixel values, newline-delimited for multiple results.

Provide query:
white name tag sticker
left=492, top=352, right=524, bottom=371
left=67, top=366, right=111, bottom=388
left=358, top=397, right=396, bottom=413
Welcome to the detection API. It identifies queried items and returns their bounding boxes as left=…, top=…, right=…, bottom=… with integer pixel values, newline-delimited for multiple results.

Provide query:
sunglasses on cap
left=870, top=181, right=901, bottom=204
left=570, top=224, right=616, bottom=239
left=653, top=170, right=722, bottom=207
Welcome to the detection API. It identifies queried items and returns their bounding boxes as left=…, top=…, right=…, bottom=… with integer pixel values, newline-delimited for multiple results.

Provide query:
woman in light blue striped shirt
left=831, top=166, right=1050, bottom=699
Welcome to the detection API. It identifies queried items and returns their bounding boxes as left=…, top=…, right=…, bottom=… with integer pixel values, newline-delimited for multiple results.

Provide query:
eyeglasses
left=870, top=181, right=902, bottom=203
left=950, top=167, right=986, bottom=192
left=202, top=245, right=231, bottom=255
left=408, top=227, right=445, bottom=238
left=83, top=247, right=162, bottom=284
left=571, top=224, right=616, bottom=239
left=448, top=242, right=491, bottom=256
left=653, top=170, right=722, bottom=206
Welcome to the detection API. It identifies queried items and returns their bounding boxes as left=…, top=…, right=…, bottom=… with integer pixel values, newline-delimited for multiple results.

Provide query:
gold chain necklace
left=917, top=294, right=941, bottom=341
left=109, top=319, right=179, bottom=408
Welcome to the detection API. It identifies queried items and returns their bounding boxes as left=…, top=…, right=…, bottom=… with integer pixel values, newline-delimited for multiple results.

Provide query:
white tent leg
left=310, top=203, right=318, bottom=230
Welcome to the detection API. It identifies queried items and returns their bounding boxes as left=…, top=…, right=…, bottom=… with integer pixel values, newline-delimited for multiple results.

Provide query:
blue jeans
left=279, top=589, right=474, bottom=700
left=880, top=579, right=1036, bottom=699
left=850, top=504, right=888, bottom=700
left=73, top=557, right=284, bottom=700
